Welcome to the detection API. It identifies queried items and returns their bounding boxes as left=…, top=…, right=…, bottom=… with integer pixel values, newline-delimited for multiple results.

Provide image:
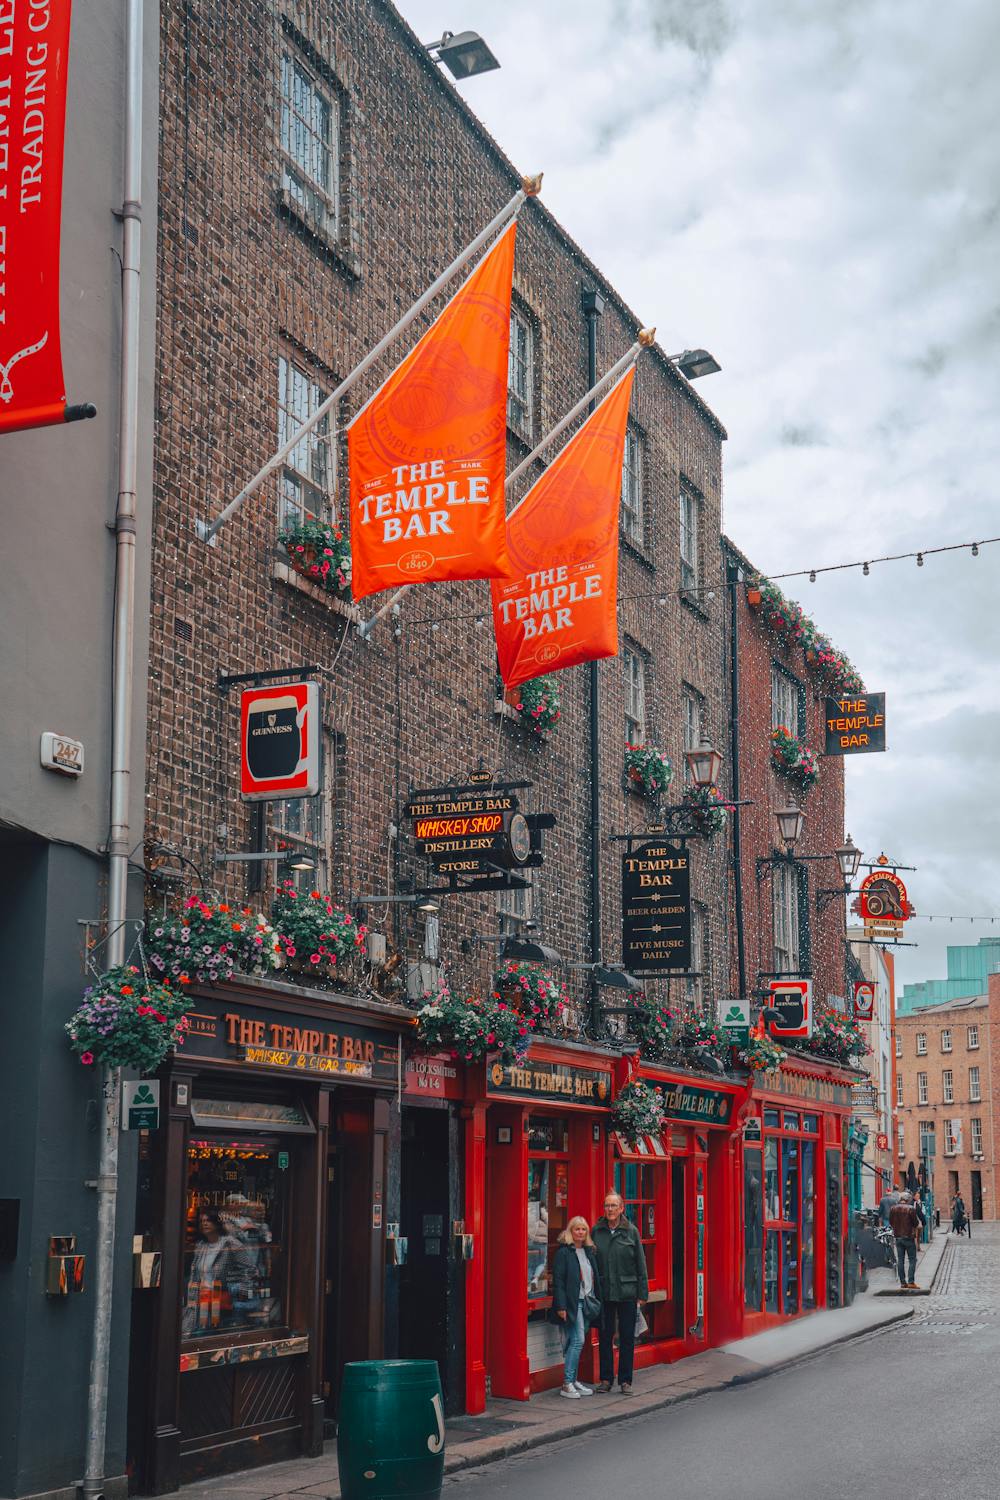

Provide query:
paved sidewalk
left=175, top=1237, right=949, bottom=1500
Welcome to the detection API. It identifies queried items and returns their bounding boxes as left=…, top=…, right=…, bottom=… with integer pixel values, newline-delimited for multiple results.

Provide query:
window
left=183, top=1135, right=290, bottom=1340
left=895, top=1034, right=902, bottom=1058
left=278, top=355, right=330, bottom=525
left=972, top=1118, right=983, bottom=1155
left=918, top=1121, right=935, bottom=1154
left=498, top=875, right=533, bottom=931
left=679, top=488, right=698, bottom=591
left=526, top=1125, right=568, bottom=1302
left=682, top=685, right=703, bottom=783
left=507, top=308, right=533, bottom=439
left=621, top=426, right=643, bottom=545
left=967, top=1025, right=980, bottom=1049
left=771, top=664, right=802, bottom=735
left=969, top=1066, right=981, bottom=1102
left=772, top=862, right=801, bottom=975
left=686, top=904, right=708, bottom=1010
left=941, top=1028, right=952, bottom=1052
left=895, top=1074, right=903, bottom=1106
left=280, top=51, right=338, bottom=233
left=897, top=1122, right=905, bottom=1158
left=917, top=1071, right=928, bottom=1105
left=614, top=1161, right=664, bottom=1285
left=916, top=1033, right=927, bottom=1055
left=944, top=1119, right=959, bottom=1155
left=623, top=644, right=647, bottom=744
left=267, top=732, right=329, bottom=891
left=942, top=1069, right=954, bottom=1104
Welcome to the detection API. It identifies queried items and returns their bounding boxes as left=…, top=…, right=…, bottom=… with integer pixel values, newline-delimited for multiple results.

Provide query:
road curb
left=441, top=1304, right=915, bottom=1479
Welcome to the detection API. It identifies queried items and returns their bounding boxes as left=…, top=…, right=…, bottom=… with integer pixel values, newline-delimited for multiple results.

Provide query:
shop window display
left=743, top=1148, right=764, bottom=1311
left=614, top=1161, right=663, bottom=1286
left=753, top=1112, right=820, bottom=1319
left=183, top=1136, right=289, bottom=1339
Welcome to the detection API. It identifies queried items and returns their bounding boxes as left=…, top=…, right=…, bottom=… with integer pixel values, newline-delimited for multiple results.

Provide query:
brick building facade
left=894, top=975, right=998, bottom=1222
left=722, top=540, right=850, bottom=1012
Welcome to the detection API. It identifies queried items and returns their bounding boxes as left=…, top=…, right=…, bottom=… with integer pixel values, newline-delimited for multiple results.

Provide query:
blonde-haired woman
left=552, top=1217, right=603, bottom=1398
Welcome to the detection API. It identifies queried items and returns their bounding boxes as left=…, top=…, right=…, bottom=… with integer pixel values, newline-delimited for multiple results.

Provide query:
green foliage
left=271, top=882, right=368, bottom=977
left=66, top=965, right=191, bottom=1072
left=278, top=514, right=352, bottom=594
left=625, top=744, right=674, bottom=797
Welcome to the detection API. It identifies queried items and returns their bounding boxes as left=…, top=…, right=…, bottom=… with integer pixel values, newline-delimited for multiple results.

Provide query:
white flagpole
left=197, top=175, right=542, bottom=546
left=357, top=328, right=655, bottom=638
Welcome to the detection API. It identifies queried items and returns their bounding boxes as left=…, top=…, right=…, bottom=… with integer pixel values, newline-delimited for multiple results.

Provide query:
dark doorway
left=322, top=1147, right=342, bottom=1428
left=971, top=1170, right=983, bottom=1220
left=399, top=1106, right=462, bottom=1409
left=668, top=1159, right=686, bottom=1339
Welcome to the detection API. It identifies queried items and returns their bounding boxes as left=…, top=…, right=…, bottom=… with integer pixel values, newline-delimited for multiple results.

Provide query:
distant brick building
left=894, top=974, right=998, bottom=1222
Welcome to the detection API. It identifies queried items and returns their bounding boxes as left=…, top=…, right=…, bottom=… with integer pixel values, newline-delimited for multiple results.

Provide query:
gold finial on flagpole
left=521, top=172, right=544, bottom=197
left=638, top=327, right=656, bottom=348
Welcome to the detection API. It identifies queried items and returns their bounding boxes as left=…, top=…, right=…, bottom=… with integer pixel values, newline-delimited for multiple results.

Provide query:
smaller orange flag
left=348, top=223, right=516, bottom=600
left=492, top=367, right=636, bottom=689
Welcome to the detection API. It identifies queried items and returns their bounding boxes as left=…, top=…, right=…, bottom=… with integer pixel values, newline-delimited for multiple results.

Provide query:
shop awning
left=613, top=1131, right=669, bottom=1160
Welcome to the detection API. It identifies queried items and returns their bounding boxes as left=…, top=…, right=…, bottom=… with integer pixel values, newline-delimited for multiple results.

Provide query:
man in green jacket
left=591, top=1191, right=649, bottom=1394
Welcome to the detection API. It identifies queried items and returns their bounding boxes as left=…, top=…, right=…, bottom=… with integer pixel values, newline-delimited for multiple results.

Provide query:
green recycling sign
left=123, top=1079, right=160, bottom=1131
left=719, top=999, right=750, bottom=1046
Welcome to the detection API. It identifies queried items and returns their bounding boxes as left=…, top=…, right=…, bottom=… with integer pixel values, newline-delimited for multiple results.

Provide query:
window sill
left=620, top=536, right=656, bottom=573
left=273, top=558, right=361, bottom=623
left=180, top=1332, right=308, bottom=1372
left=679, top=589, right=710, bottom=622
left=277, top=188, right=360, bottom=280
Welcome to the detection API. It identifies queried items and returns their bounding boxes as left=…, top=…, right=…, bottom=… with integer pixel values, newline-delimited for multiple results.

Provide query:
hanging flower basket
left=626, top=994, right=731, bottom=1071
left=770, top=726, right=819, bottom=791
left=625, top=745, right=674, bottom=798
left=278, top=515, right=352, bottom=595
left=682, top=783, right=730, bottom=837
left=416, top=983, right=531, bottom=1067
left=611, top=1080, right=665, bottom=1145
left=503, top=673, right=561, bottom=738
left=739, top=1030, right=787, bottom=1073
left=271, top=882, right=367, bottom=980
left=492, top=958, right=569, bottom=1027
left=800, top=1008, right=871, bottom=1066
left=65, top=965, right=191, bottom=1072
left=146, top=897, right=282, bottom=986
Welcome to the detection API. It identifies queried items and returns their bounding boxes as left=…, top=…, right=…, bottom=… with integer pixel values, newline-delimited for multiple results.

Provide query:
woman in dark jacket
left=552, top=1217, right=603, bottom=1398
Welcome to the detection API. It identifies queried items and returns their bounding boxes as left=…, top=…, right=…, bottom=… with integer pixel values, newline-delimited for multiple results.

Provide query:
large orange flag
left=348, top=224, right=516, bottom=600
left=492, top=367, right=636, bottom=689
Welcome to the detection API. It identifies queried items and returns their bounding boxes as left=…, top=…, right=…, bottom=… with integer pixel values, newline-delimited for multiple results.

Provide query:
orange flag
left=348, top=223, right=516, bottom=600
left=492, top=367, right=636, bottom=689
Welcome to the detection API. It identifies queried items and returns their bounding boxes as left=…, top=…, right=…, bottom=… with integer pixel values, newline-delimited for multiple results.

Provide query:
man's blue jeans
left=896, top=1236, right=917, bottom=1285
left=562, top=1308, right=586, bottom=1384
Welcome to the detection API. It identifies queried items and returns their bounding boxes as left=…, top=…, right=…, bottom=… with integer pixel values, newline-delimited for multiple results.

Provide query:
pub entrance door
left=971, top=1170, right=983, bottom=1221
left=399, top=1105, right=464, bottom=1411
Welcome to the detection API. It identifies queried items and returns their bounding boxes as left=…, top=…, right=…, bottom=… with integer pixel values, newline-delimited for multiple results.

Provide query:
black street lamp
left=668, top=348, right=722, bottom=380
left=816, top=834, right=864, bottom=911
left=775, top=805, right=805, bottom=850
left=425, top=30, right=500, bottom=80
left=684, top=736, right=723, bottom=789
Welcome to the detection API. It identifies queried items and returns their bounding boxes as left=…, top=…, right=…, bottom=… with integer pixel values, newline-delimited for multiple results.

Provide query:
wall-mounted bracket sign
left=405, top=775, right=551, bottom=884
left=240, top=680, right=320, bottom=801
left=852, top=981, right=875, bottom=1020
left=859, top=870, right=912, bottom=943
left=824, top=693, right=886, bottom=755
left=767, top=978, right=813, bottom=1040
left=621, top=840, right=692, bottom=972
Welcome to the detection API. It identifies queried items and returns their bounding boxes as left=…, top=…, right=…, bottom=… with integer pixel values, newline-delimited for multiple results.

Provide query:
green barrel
left=337, top=1360, right=445, bottom=1500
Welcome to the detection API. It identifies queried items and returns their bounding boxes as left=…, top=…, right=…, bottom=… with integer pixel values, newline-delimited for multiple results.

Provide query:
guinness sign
left=622, top=840, right=692, bottom=972
left=240, top=680, right=320, bottom=801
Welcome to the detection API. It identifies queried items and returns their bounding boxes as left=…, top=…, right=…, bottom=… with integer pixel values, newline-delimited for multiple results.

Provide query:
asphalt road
left=447, top=1226, right=1000, bottom=1500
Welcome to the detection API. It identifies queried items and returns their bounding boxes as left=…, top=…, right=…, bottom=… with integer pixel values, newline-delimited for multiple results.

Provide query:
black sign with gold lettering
left=487, top=1057, right=612, bottom=1107
left=622, top=840, right=692, bottom=972
left=405, top=779, right=545, bottom=878
left=824, top=692, right=886, bottom=756
left=183, top=994, right=400, bottom=1085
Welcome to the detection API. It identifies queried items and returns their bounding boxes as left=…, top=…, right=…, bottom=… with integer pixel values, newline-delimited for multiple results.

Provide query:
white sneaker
left=560, top=1384, right=581, bottom=1399
left=573, top=1381, right=594, bottom=1396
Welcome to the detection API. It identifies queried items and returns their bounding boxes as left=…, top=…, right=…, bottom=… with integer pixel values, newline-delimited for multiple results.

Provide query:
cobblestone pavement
left=450, top=1227, right=1000, bottom=1500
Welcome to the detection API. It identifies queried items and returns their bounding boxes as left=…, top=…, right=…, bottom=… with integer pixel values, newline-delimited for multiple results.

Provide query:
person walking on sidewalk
left=552, top=1217, right=603, bottom=1400
left=592, top=1191, right=649, bottom=1396
left=951, top=1193, right=968, bottom=1237
left=889, top=1191, right=921, bottom=1288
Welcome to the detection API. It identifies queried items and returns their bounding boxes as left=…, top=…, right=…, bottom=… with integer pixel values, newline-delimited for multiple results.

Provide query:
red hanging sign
left=347, top=223, right=516, bottom=600
left=0, top=0, right=73, bottom=434
left=492, top=367, right=635, bottom=689
left=852, top=981, right=875, bottom=1020
left=240, top=681, right=320, bottom=801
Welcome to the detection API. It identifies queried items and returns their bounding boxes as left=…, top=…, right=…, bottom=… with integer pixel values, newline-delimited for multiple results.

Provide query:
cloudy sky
left=400, top=0, right=1000, bottom=993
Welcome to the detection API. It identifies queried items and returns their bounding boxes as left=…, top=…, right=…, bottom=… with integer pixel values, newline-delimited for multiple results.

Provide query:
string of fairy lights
left=375, top=532, right=999, bottom=632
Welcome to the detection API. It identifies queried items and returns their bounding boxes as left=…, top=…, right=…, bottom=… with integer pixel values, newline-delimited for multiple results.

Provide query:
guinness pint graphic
left=240, top=681, right=320, bottom=801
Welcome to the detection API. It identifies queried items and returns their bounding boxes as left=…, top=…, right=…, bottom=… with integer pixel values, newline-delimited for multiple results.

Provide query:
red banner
left=0, top=0, right=72, bottom=434
left=492, top=367, right=635, bottom=689
left=347, top=223, right=516, bottom=600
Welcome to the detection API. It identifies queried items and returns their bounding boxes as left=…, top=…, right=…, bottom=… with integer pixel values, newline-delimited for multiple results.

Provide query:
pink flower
left=310, top=953, right=321, bottom=964
left=80, top=1051, right=94, bottom=1066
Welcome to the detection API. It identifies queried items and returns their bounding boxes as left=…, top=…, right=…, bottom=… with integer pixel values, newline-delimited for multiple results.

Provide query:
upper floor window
left=941, top=1028, right=952, bottom=1052
left=771, top=664, right=803, bottom=735
left=267, top=734, right=330, bottom=893
left=915, top=1032, right=927, bottom=1055
left=280, top=51, right=339, bottom=234
left=682, top=685, right=703, bottom=782
left=895, top=1034, right=902, bottom=1058
left=969, top=1066, right=981, bottom=1102
left=917, top=1071, right=928, bottom=1105
left=897, top=1122, right=905, bottom=1157
left=772, top=862, right=801, bottom=976
left=498, top=873, right=534, bottom=933
left=686, top=904, right=708, bottom=1011
left=507, top=307, right=533, bottom=440
left=278, top=355, right=330, bottom=526
left=967, top=1025, right=980, bottom=1049
left=895, top=1074, right=903, bottom=1106
left=621, top=426, right=644, bottom=546
left=942, top=1069, right=954, bottom=1104
left=971, top=1118, right=983, bottom=1155
left=944, top=1118, right=959, bottom=1154
left=623, top=645, right=647, bottom=745
left=679, top=488, right=699, bottom=591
